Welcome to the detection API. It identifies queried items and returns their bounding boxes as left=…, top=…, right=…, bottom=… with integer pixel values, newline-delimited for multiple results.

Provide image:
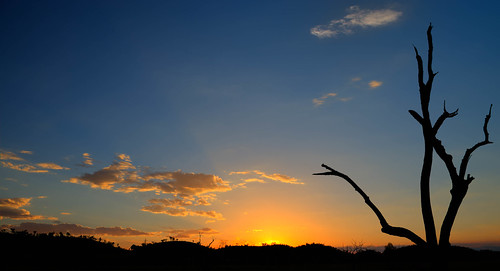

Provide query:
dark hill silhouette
left=2, top=229, right=499, bottom=270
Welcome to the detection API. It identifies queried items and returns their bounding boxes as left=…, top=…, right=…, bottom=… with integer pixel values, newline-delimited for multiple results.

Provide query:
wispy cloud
left=36, top=163, right=69, bottom=170
left=141, top=196, right=224, bottom=220
left=0, top=197, right=57, bottom=220
left=313, top=92, right=351, bottom=106
left=313, top=93, right=337, bottom=106
left=0, top=162, right=49, bottom=173
left=163, top=228, right=219, bottom=239
left=369, top=80, right=383, bottom=88
left=141, top=204, right=225, bottom=220
left=1, top=222, right=150, bottom=236
left=0, top=150, right=69, bottom=173
left=230, top=170, right=303, bottom=185
left=80, top=153, right=94, bottom=167
left=311, top=5, right=402, bottom=38
left=0, top=151, right=24, bottom=161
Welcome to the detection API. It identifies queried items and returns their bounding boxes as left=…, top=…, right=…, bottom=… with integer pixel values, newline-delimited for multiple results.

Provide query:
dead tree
left=314, top=24, right=493, bottom=247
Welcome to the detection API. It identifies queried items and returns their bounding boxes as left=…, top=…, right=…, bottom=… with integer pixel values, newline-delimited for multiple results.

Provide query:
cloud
left=230, top=170, right=303, bottom=185
left=139, top=171, right=232, bottom=196
left=369, top=80, right=383, bottom=88
left=0, top=197, right=57, bottom=220
left=0, top=161, right=49, bottom=173
left=0, top=151, right=24, bottom=161
left=313, top=93, right=337, bottom=106
left=60, top=212, right=71, bottom=215
left=62, top=154, right=136, bottom=189
left=141, top=205, right=225, bottom=220
left=0, top=198, right=32, bottom=208
left=63, top=155, right=230, bottom=220
left=0, top=152, right=69, bottom=173
left=65, top=154, right=231, bottom=197
left=339, top=97, right=353, bottom=102
left=79, top=153, right=94, bottom=167
left=311, top=5, right=402, bottom=38
left=163, top=228, right=219, bottom=239
left=243, top=178, right=266, bottom=183
left=1, top=222, right=151, bottom=236
left=20, top=150, right=33, bottom=155
left=36, top=163, right=69, bottom=170
left=141, top=197, right=224, bottom=220
left=64, top=155, right=231, bottom=197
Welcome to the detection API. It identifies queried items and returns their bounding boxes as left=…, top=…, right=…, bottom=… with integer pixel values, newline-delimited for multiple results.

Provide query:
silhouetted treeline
left=2, top=229, right=500, bottom=270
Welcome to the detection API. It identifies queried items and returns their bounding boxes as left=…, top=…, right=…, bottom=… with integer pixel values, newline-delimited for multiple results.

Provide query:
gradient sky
left=1, top=0, right=500, bottom=249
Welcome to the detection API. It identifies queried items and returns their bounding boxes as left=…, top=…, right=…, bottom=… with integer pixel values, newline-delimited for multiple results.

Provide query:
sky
left=1, top=0, right=500, bottom=249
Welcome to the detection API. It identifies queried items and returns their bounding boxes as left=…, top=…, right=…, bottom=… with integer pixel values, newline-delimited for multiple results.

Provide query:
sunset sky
left=1, top=0, right=500, bottom=249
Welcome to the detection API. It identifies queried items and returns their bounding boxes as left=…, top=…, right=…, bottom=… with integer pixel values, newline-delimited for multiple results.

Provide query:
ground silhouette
left=2, top=229, right=500, bottom=270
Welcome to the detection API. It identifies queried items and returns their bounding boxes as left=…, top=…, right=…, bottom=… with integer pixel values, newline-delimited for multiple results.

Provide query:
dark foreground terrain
left=2, top=229, right=499, bottom=271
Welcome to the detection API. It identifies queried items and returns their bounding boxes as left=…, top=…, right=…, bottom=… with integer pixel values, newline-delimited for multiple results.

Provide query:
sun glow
left=261, top=240, right=281, bottom=246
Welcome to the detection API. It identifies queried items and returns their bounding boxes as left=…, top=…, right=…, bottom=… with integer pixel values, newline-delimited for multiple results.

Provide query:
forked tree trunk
left=316, top=24, right=493, bottom=248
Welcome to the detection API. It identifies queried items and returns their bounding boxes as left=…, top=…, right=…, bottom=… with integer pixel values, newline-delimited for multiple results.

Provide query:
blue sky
left=1, top=0, right=500, bottom=248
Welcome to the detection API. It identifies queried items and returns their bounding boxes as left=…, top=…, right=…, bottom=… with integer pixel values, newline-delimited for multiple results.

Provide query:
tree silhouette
left=314, top=24, right=493, bottom=248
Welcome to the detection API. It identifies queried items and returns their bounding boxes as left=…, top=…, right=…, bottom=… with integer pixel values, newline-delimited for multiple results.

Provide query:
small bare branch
left=314, top=164, right=426, bottom=246
left=413, top=46, right=425, bottom=90
left=426, top=24, right=435, bottom=79
left=459, top=104, right=493, bottom=179
left=433, top=100, right=459, bottom=134
left=409, top=110, right=424, bottom=124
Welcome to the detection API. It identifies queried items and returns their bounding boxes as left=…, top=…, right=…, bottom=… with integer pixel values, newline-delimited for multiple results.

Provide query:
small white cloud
left=311, top=5, right=402, bottom=38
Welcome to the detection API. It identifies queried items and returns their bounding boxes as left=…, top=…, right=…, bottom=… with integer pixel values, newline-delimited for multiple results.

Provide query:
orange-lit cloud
left=62, top=154, right=136, bottom=189
left=0, top=197, right=57, bottom=220
left=80, top=153, right=94, bottom=166
left=64, top=154, right=230, bottom=197
left=141, top=205, right=225, bottom=220
left=369, top=80, right=383, bottom=88
left=0, top=151, right=69, bottom=173
left=1, top=222, right=151, bottom=236
left=0, top=151, right=24, bottom=161
left=0, top=198, right=32, bottom=208
left=163, top=228, right=219, bottom=239
left=0, top=161, right=49, bottom=173
left=141, top=197, right=224, bottom=220
left=36, top=162, right=69, bottom=170
left=19, top=150, right=33, bottom=155
left=60, top=212, right=71, bottom=215
left=231, top=170, right=303, bottom=185
left=63, top=155, right=230, bottom=220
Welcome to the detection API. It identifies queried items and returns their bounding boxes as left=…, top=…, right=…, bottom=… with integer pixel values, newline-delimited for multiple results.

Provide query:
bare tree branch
left=433, top=101, right=459, bottom=134
left=413, top=46, right=425, bottom=90
left=459, top=104, right=493, bottom=179
left=426, top=23, right=438, bottom=86
left=409, top=110, right=424, bottom=124
left=314, top=164, right=426, bottom=246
